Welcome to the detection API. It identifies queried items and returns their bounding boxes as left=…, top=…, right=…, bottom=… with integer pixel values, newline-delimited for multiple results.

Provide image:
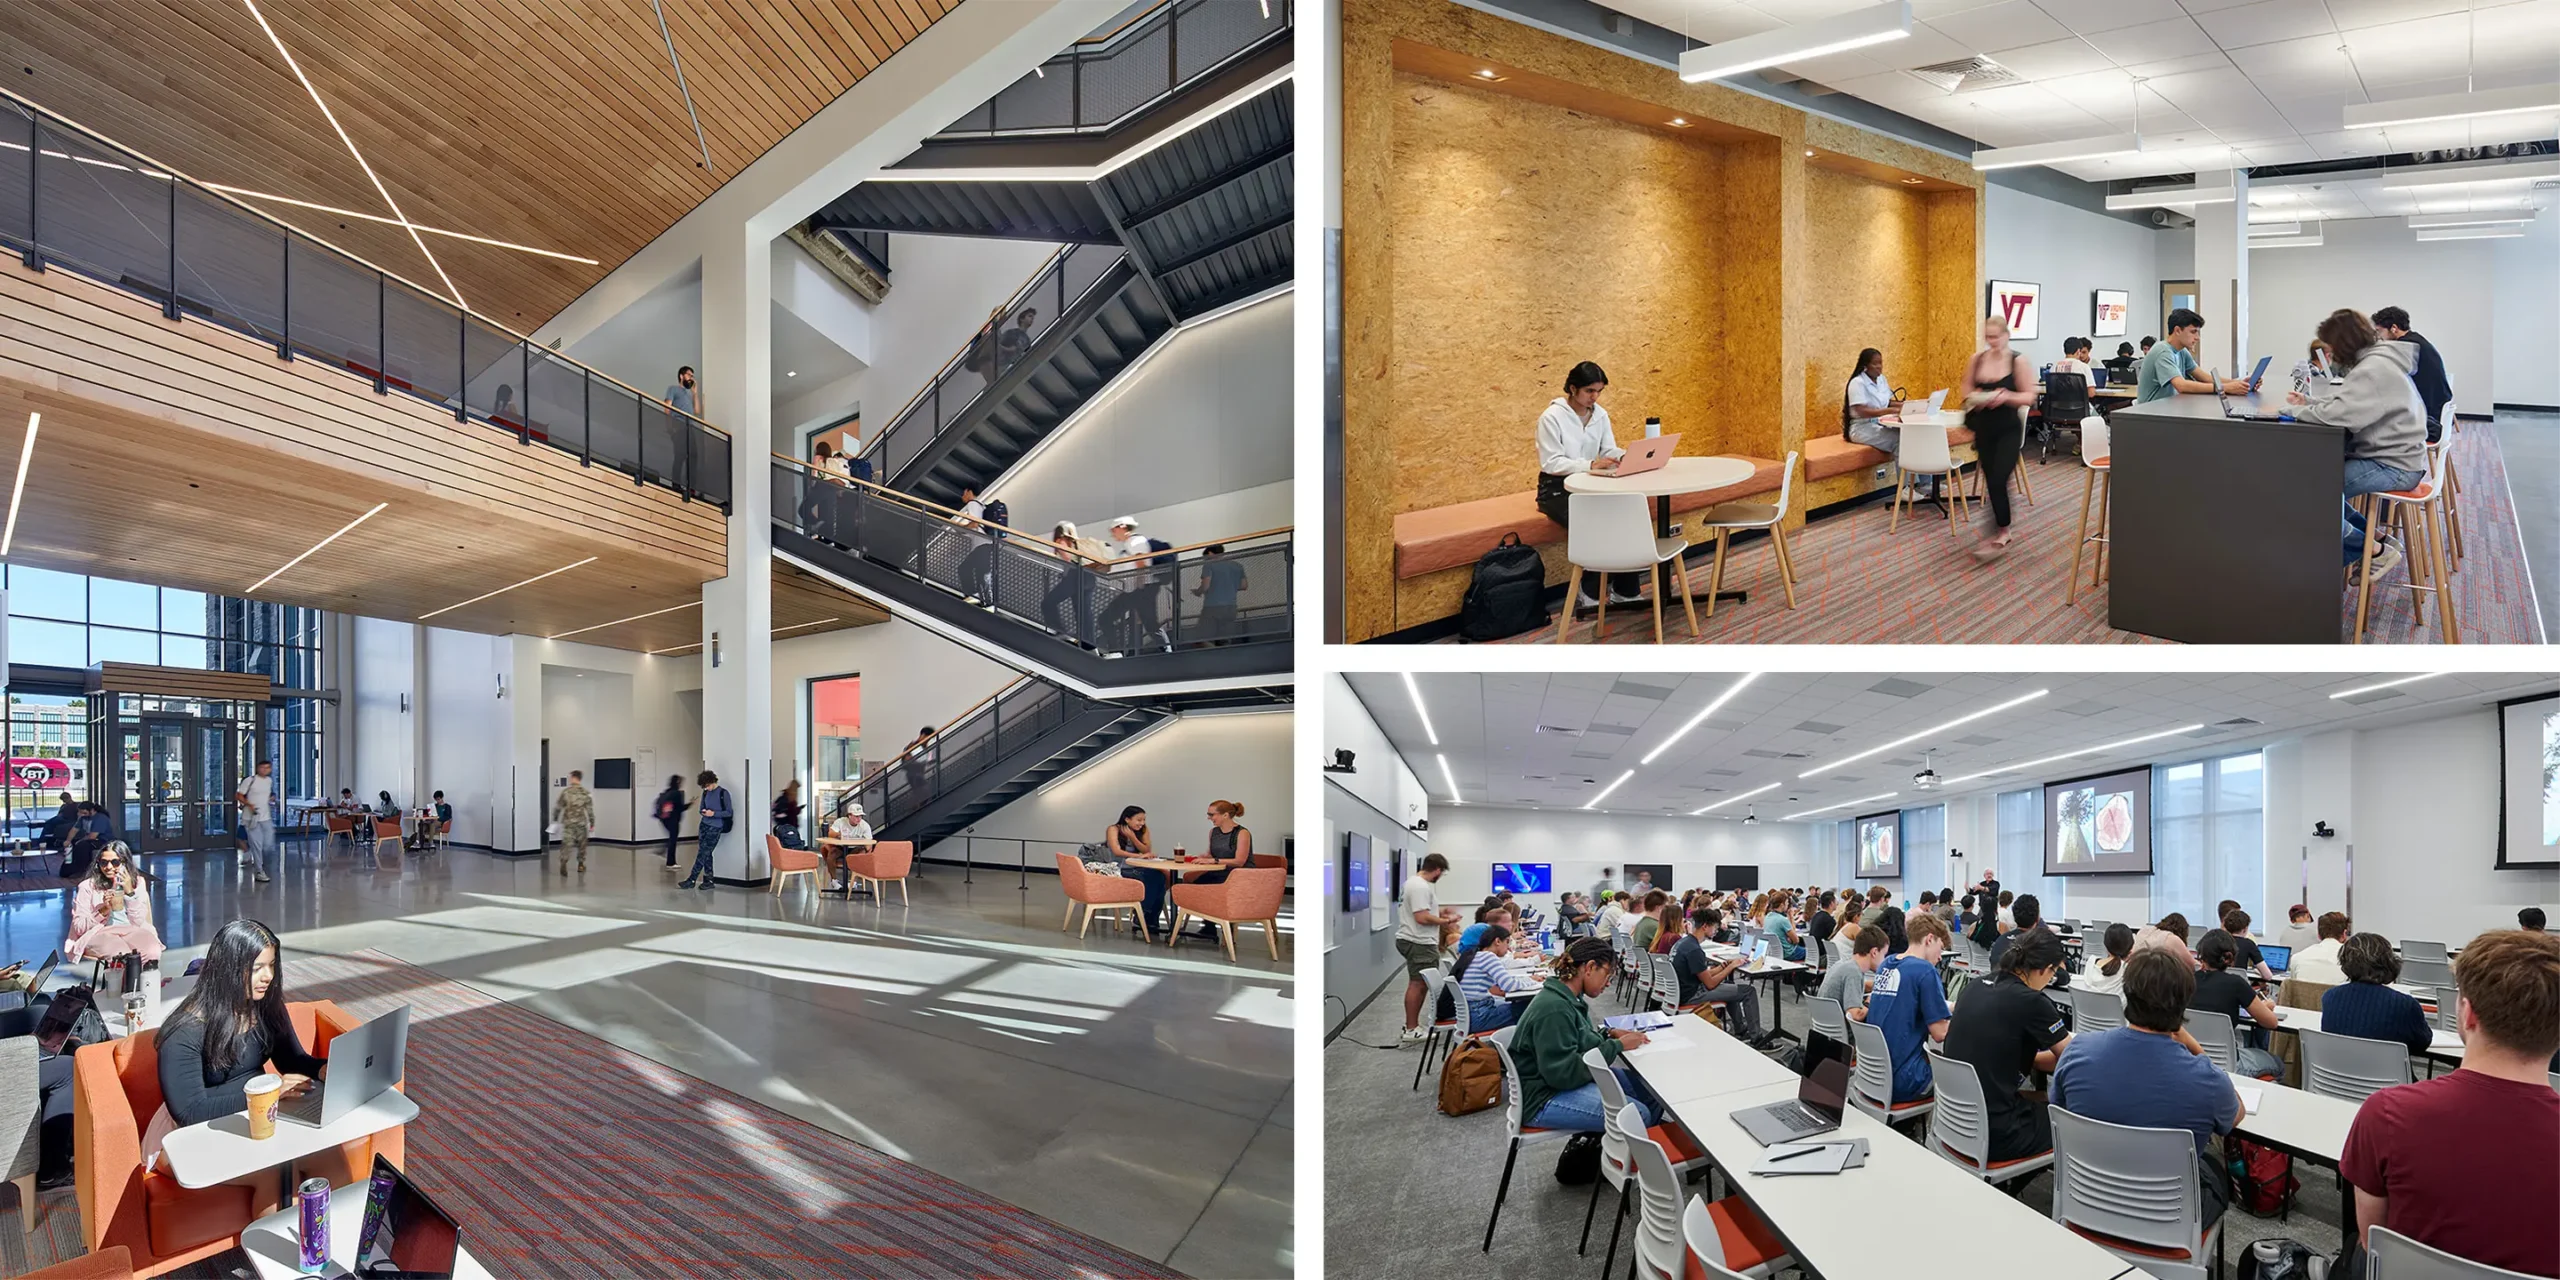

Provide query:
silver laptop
left=1733, top=1056, right=1848, bottom=1145
left=2215, top=377, right=2291, bottom=422
left=1614, top=432, right=1681, bottom=477
left=279, top=1005, right=410, bottom=1127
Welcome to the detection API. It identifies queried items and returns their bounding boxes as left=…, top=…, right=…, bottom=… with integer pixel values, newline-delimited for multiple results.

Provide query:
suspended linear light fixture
left=1679, top=1, right=1911, bottom=83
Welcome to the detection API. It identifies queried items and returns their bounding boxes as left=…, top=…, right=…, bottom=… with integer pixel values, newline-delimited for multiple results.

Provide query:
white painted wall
left=2247, top=216, right=2503, bottom=409
left=539, top=668, right=637, bottom=842
left=990, top=290, right=1295, bottom=542
left=422, top=628, right=515, bottom=849
left=766, top=616, right=1016, bottom=800
left=1421, top=806, right=1816, bottom=906
left=1983, top=185, right=2166, bottom=368
left=922, top=709, right=1292, bottom=868
left=1323, top=672, right=1433, bottom=1024
left=349, top=617, right=416, bottom=808
left=519, top=640, right=706, bottom=848
left=2490, top=210, right=2560, bottom=407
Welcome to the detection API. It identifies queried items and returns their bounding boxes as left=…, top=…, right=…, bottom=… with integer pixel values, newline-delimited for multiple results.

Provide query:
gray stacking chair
left=2297, top=1027, right=2412, bottom=1103
left=2049, top=1105, right=2222, bottom=1280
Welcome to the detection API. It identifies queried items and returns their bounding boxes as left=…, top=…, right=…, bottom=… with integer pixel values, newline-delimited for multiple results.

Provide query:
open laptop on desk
left=2216, top=378, right=2293, bottom=422
left=1895, top=390, right=1948, bottom=420
left=1612, top=432, right=1680, bottom=477
left=278, top=1005, right=409, bottom=1128
left=355, top=1152, right=463, bottom=1279
left=2260, top=944, right=2291, bottom=976
left=1732, top=1056, right=1848, bottom=1145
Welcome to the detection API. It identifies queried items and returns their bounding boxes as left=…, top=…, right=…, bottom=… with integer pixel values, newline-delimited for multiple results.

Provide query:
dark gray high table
left=2107, top=391, right=2347, bottom=643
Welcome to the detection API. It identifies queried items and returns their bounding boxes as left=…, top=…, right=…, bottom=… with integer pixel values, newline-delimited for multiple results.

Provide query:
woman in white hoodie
left=2285, top=309, right=2428, bottom=578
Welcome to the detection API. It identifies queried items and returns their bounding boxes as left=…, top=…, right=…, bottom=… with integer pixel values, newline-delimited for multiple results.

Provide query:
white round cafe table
left=1563, top=456, right=1759, bottom=605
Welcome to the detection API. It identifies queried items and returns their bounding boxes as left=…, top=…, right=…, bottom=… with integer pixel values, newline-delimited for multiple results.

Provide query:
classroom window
left=1995, top=788, right=2063, bottom=918
left=2152, top=750, right=2265, bottom=928
left=1899, top=804, right=1947, bottom=890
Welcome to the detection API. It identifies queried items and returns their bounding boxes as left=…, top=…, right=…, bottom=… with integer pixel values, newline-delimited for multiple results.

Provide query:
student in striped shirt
left=1455, top=925, right=1539, bottom=1031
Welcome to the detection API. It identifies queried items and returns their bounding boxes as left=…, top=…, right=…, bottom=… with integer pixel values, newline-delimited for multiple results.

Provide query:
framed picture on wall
left=1989, top=279, right=2042, bottom=339
left=2092, top=289, right=2129, bottom=337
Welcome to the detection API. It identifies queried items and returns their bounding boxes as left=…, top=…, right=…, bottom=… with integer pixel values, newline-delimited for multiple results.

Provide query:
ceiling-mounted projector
left=1912, top=751, right=1940, bottom=791
left=1742, top=806, right=1759, bottom=826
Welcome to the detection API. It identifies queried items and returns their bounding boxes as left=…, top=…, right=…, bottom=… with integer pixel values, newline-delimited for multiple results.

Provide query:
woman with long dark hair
left=1452, top=924, right=1534, bottom=1030
left=1843, top=347, right=1898, bottom=455
left=2077, top=922, right=2138, bottom=996
left=68, top=841, right=162, bottom=971
left=143, top=919, right=324, bottom=1167
left=1106, top=806, right=1166, bottom=935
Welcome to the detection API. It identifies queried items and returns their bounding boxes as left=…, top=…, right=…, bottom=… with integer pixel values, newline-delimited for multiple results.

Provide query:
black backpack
left=1458, top=532, right=1549, bottom=642
left=1147, top=537, right=1178, bottom=568
left=980, top=499, right=1008, bottom=528
left=1554, top=1132, right=1602, bottom=1185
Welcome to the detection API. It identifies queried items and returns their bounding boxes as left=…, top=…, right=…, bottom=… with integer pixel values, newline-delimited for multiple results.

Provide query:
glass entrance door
left=132, top=718, right=235, bottom=854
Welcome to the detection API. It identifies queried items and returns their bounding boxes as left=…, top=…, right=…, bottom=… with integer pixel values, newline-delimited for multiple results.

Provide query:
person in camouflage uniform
left=552, top=769, right=595, bottom=875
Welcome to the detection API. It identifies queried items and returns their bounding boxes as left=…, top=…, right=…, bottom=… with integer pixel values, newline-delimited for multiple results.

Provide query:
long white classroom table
left=2271, top=1005, right=2464, bottom=1061
left=2228, top=1071, right=2355, bottom=1165
left=1629, top=1023, right=2152, bottom=1280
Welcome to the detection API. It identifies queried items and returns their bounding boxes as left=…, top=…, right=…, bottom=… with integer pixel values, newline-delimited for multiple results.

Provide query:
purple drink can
left=297, top=1176, right=331, bottom=1273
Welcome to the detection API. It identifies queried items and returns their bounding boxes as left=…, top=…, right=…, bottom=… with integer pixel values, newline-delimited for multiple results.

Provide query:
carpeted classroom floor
left=1325, top=963, right=2352, bottom=1280
left=1462, top=410, right=2540, bottom=645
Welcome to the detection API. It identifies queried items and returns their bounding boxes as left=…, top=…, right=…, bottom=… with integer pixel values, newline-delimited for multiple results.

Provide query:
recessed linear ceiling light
left=1900, top=177, right=1925, bottom=185
left=1680, top=1, right=1911, bottom=83
left=1403, top=671, right=1439, bottom=746
left=1942, top=724, right=2207, bottom=787
left=1640, top=672, right=1760, bottom=766
left=771, top=617, right=839, bottom=636
left=2407, top=211, right=2537, bottom=229
left=418, top=556, right=598, bottom=620
left=247, top=500, right=387, bottom=594
left=1977, top=134, right=2143, bottom=173
left=1692, top=780, right=1778, bottom=816
left=2343, top=83, right=2560, bottom=131
left=1438, top=753, right=1461, bottom=806
left=0, top=412, right=37, bottom=558
left=546, top=599, right=701, bottom=641
left=1785, top=790, right=1898, bottom=821
left=1797, top=689, right=2049, bottom=779
left=2415, top=226, right=2527, bottom=241
left=1583, top=769, right=1634, bottom=811
left=2327, top=673, right=2449, bottom=699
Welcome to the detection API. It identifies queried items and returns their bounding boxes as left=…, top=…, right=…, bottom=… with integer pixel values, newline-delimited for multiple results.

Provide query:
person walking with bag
left=679, top=770, right=732, bottom=891
left=552, top=769, right=594, bottom=876
left=234, top=760, right=278, bottom=884
left=654, top=775, right=690, bottom=872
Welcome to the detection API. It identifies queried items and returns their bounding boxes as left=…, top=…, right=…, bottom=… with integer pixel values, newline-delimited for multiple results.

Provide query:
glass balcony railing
left=0, top=92, right=732, bottom=510
left=773, top=459, right=1293, bottom=657
left=932, top=0, right=1293, bottom=139
left=857, top=242, right=1124, bottom=481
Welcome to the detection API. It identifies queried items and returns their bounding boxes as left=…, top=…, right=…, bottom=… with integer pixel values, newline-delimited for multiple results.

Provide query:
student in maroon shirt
left=2339, top=929, right=2560, bottom=1276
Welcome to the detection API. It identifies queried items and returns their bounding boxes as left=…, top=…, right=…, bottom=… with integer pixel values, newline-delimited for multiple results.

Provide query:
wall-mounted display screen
left=1856, top=810, right=1901, bottom=878
left=1491, top=862, right=1551, bottom=894
left=2045, top=766, right=2153, bottom=875
left=1343, top=832, right=1370, bottom=914
left=1714, top=864, right=1759, bottom=892
left=2497, top=693, right=2560, bottom=867
left=1622, top=863, right=1675, bottom=894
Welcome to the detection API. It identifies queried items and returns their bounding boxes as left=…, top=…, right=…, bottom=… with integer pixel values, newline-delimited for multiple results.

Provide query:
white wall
left=787, top=234, right=1064, bottom=446
left=539, top=667, right=637, bottom=842
left=766, top=616, right=1016, bottom=799
left=990, top=290, right=1295, bottom=541
left=1421, top=806, right=1815, bottom=906
left=518, top=640, right=706, bottom=848
left=923, top=709, right=1292, bottom=866
left=1323, top=673, right=1433, bottom=1025
left=2247, top=216, right=2501, bottom=409
left=349, top=617, right=416, bottom=808
left=422, top=628, right=514, bottom=849
left=2490, top=210, right=2560, bottom=407
left=1984, top=185, right=2166, bottom=368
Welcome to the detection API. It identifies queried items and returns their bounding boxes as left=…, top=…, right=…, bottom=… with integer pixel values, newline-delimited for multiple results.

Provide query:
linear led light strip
left=1797, top=688, right=2049, bottom=779
left=547, top=599, right=700, bottom=641
left=0, top=413, right=37, bottom=557
left=418, top=556, right=597, bottom=620
left=1438, top=753, right=1461, bottom=806
left=2327, top=673, right=2448, bottom=699
left=247, top=501, right=387, bottom=594
left=650, top=616, right=839, bottom=656
left=1784, top=790, right=1898, bottom=822
left=1941, top=724, right=2207, bottom=787
left=1692, top=780, right=1777, bottom=817
left=1583, top=769, right=1633, bottom=811
left=2407, top=212, right=2537, bottom=229
left=1640, top=672, right=1759, bottom=765
left=2343, top=83, right=2560, bottom=131
left=1679, top=1, right=1910, bottom=82
left=240, top=0, right=467, bottom=308
left=1402, top=671, right=1439, bottom=746
left=2416, top=226, right=2527, bottom=241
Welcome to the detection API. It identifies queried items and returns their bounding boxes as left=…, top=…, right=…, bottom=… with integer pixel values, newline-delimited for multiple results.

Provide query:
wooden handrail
left=771, top=453, right=1290, bottom=568
left=0, top=88, right=732, bottom=443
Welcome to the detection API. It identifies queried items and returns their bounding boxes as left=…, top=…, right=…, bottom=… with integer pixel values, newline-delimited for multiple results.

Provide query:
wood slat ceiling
left=1, top=0, right=958, bottom=328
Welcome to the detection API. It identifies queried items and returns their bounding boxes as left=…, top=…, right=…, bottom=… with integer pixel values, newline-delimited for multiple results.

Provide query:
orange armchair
left=1055, top=853, right=1150, bottom=942
left=842, top=840, right=913, bottom=904
left=75, top=1000, right=403, bottom=1277
left=1169, top=867, right=1287, bottom=962
left=21, top=1245, right=135, bottom=1278
left=767, top=834, right=824, bottom=898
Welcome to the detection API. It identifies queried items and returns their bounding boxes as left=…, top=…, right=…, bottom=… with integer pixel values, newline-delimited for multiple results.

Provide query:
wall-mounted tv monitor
left=2045, top=766, right=2152, bottom=875
left=1491, top=863, right=1551, bottom=894
left=1343, top=832, right=1371, bottom=913
left=1856, top=810, right=1900, bottom=879
left=1714, top=864, right=1759, bottom=892
left=1622, top=863, right=1674, bottom=894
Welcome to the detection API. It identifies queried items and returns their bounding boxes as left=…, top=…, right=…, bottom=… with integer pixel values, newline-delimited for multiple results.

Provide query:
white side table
left=239, top=1181, right=495, bottom=1280
left=160, top=1090, right=419, bottom=1190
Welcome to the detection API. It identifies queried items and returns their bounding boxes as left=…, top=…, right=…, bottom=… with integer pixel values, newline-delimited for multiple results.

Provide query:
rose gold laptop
left=1614, top=432, right=1681, bottom=477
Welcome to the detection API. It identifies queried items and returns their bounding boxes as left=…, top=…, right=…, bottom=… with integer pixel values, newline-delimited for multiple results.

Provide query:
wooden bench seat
left=1390, top=455, right=1783, bottom=580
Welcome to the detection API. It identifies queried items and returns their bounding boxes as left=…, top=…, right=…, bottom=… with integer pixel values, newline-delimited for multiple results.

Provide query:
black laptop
left=354, top=1153, right=463, bottom=1279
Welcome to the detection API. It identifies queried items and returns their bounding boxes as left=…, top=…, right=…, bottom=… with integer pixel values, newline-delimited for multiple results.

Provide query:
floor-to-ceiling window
left=2153, top=750, right=2266, bottom=926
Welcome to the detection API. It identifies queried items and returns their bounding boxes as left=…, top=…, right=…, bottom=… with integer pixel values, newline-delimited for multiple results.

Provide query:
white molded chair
left=1923, top=1046, right=2055, bottom=1188
left=1697, top=452, right=1801, bottom=616
left=1890, top=421, right=1974, bottom=535
left=1848, top=1017, right=1934, bottom=1128
left=1619, top=1104, right=1791, bottom=1280
left=1582, top=1051, right=1709, bottom=1272
left=1807, top=995, right=1850, bottom=1049
left=2049, top=1105, right=2224, bottom=1280
left=1681, top=1192, right=1793, bottom=1280
left=2066, top=411, right=2112, bottom=604
left=1557, top=492, right=1699, bottom=643
left=1412, top=967, right=1475, bottom=1091
left=2297, top=1027, right=2412, bottom=1104
left=2431, top=402, right=2466, bottom=565
left=2185, top=1008, right=2240, bottom=1075
left=2072, top=989, right=2125, bottom=1036
left=1480, top=1026, right=1574, bottom=1252
left=2369, top=1224, right=2546, bottom=1279
left=2401, top=938, right=2450, bottom=963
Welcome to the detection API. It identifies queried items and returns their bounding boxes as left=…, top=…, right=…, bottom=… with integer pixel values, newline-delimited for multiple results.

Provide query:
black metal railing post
left=455, top=308, right=468, bottom=422
left=517, top=344, right=531, bottom=445
left=23, top=114, right=41, bottom=272
left=579, top=371, right=592, bottom=467
left=164, top=172, right=178, bottom=319
left=277, top=231, right=292, bottom=360
left=373, top=272, right=387, bottom=394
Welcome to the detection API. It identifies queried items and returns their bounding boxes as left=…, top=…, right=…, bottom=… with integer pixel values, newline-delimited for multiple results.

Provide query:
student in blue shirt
left=1864, top=911, right=1954, bottom=1103
left=679, top=769, right=733, bottom=891
left=2319, top=932, right=2435, bottom=1056
left=1452, top=925, right=1535, bottom=1031
left=2051, top=948, right=2242, bottom=1231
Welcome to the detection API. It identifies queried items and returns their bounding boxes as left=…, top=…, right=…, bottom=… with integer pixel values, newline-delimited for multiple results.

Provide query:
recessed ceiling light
left=2327, top=673, right=2449, bottom=699
left=1438, top=753, right=1461, bottom=806
left=1403, top=671, right=1439, bottom=746
left=1785, top=790, right=1900, bottom=821
left=1692, top=780, right=1778, bottom=816
left=545, top=599, right=701, bottom=641
left=1900, top=177, right=1925, bottom=185
left=1805, top=148, right=1817, bottom=157
left=1669, top=117, right=1691, bottom=127
left=1680, top=0, right=1911, bottom=82
left=1640, top=672, right=1759, bottom=765
left=786, top=370, right=797, bottom=377
left=1583, top=769, right=1634, bottom=811
left=1473, top=68, right=1507, bottom=82
left=420, top=556, right=598, bottom=620
left=1942, top=724, right=2208, bottom=786
left=1798, top=688, right=2049, bottom=778
left=248, top=501, right=388, bottom=594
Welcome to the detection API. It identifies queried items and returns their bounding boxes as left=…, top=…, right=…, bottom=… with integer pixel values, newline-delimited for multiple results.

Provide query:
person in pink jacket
left=69, top=842, right=163, bottom=964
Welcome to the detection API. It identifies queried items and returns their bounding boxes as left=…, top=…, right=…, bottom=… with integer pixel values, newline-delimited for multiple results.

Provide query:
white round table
left=1563, top=456, right=1759, bottom=606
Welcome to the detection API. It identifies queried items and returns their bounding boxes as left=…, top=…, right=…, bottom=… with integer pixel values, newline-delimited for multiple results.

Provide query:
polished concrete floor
left=3, top=839, right=1294, bottom=1278
left=2488, top=411, right=2558, bottom=641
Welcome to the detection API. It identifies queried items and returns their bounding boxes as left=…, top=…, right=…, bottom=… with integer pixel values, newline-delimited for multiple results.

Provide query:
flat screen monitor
left=1622, top=863, right=1674, bottom=894
left=1343, top=832, right=1370, bottom=914
left=2045, top=766, right=2153, bottom=875
left=1855, top=810, right=1900, bottom=879
left=2497, top=693, right=2560, bottom=867
left=1491, top=862, right=1551, bottom=894
left=1714, top=864, right=1759, bottom=892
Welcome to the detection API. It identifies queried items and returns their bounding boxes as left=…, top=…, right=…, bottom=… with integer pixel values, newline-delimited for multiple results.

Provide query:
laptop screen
left=2260, top=943, right=2291, bottom=973
left=1800, top=1056, right=1849, bottom=1121
left=357, top=1155, right=460, bottom=1277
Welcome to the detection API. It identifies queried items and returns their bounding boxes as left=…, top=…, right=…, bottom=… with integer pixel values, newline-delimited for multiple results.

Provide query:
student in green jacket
left=1513, top=937, right=1662, bottom=1131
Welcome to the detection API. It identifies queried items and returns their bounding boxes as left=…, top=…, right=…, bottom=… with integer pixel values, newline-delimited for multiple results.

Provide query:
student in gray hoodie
left=2286, top=309, right=2428, bottom=574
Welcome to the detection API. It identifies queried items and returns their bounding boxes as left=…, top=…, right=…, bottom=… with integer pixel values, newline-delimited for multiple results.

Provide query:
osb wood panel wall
left=1387, top=71, right=1731, bottom=513
left=1803, top=168, right=1938, bottom=439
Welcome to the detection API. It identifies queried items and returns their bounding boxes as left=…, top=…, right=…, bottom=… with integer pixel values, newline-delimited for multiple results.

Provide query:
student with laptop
left=2134, top=309, right=2252, bottom=404
left=2221, top=908, right=2270, bottom=977
left=144, top=919, right=328, bottom=1168
left=2048, top=336, right=2096, bottom=383
left=2369, top=306, right=2452, bottom=441
left=1672, top=908, right=1771, bottom=1046
left=1817, top=924, right=1885, bottom=1016
left=2051, top=949, right=2241, bottom=1235
left=1452, top=925, right=1537, bottom=1031
left=1943, top=926, right=2072, bottom=1164
left=1863, top=911, right=1956, bottom=1104
left=1533, top=360, right=1642, bottom=607
left=1842, top=347, right=1900, bottom=456
left=2283, top=309, right=2429, bottom=582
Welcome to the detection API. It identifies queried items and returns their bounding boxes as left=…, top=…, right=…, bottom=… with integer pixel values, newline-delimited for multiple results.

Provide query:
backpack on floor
left=2231, top=1137, right=2298, bottom=1217
left=1437, top=1037, right=1503, bottom=1117
left=1553, top=1132, right=1602, bottom=1185
left=2236, top=1238, right=2321, bottom=1280
left=1457, top=532, right=1549, bottom=642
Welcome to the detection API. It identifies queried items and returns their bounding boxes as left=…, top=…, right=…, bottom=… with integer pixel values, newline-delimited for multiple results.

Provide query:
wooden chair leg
left=1063, top=899, right=1077, bottom=931
left=1889, top=470, right=1906, bottom=533
left=1675, top=553, right=1701, bottom=635
left=1772, top=525, right=1798, bottom=609
left=13, top=1172, right=30, bottom=1231
left=1594, top=582, right=1609, bottom=641
left=2429, top=504, right=2458, bottom=644
left=1221, top=921, right=1238, bottom=963
left=1169, top=909, right=1186, bottom=948
left=1078, top=903, right=1095, bottom=937
left=1649, top=567, right=1665, bottom=643
left=1264, top=918, right=1283, bottom=960
left=2093, top=473, right=2112, bottom=585
left=1133, top=904, right=1154, bottom=944
left=2068, top=469, right=2095, bottom=604
left=1555, top=567, right=1577, bottom=643
left=898, top=878, right=909, bottom=905
left=2353, top=499, right=2383, bottom=643
left=1704, top=532, right=1729, bottom=618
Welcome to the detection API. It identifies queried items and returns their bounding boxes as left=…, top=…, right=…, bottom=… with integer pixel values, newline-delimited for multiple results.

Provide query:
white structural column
left=2191, top=167, right=2251, bottom=377
left=699, top=221, right=775, bottom=883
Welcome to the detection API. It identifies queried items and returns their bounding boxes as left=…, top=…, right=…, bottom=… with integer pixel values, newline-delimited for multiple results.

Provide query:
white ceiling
left=1597, top=0, right=2560, bottom=192
left=1349, top=671, right=2555, bottom=821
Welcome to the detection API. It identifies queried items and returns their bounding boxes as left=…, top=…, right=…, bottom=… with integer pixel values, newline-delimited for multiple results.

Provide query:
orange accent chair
left=1169, top=866, right=1287, bottom=962
left=767, top=834, right=825, bottom=898
left=369, top=820, right=403, bottom=866
left=21, top=1245, right=135, bottom=1279
left=321, top=815, right=355, bottom=849
left=75, top=1000, right=403, bottom=1278
left=842, top=840, right=913, bottom=904
left=1055, top=853, right=1151, bottom=942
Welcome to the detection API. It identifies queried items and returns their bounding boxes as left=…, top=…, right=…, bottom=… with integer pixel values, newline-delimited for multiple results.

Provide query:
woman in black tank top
left=1963, top=315, right=2037, bottom=559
